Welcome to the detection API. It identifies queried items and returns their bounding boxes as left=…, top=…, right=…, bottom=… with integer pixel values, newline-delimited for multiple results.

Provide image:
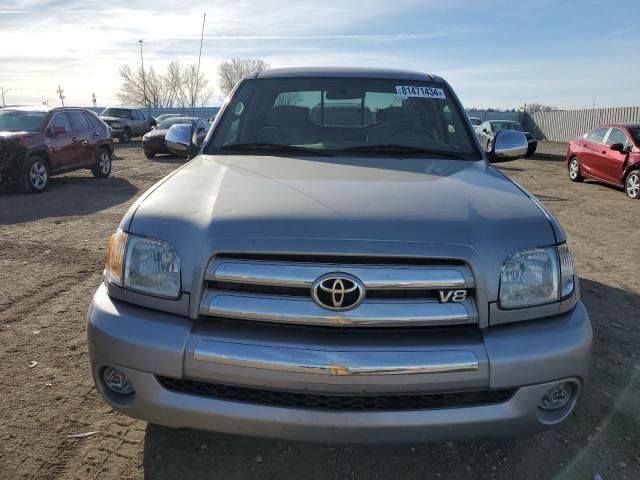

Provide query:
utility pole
left=0, top=86, right=10, bottom=107
left=138, top=40, right=148, bottom=109
left=193, top=12, right=207, bottom=115
left=56, top=85, right=65, bottom=106
left=92, top=93, right=97, bottom=108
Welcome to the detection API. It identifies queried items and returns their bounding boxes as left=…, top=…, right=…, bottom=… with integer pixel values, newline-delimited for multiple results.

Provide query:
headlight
left=112, top=122, right=121, bottom=128
left=499, top=244, right=575, bottom=309
left=106, top=230, right=181, bottom=298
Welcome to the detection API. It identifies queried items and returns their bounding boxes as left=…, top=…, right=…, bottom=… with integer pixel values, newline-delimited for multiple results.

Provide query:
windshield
left=158, top=118, right=193, bottom=130
left=0, top=110, right=47, bottom=132
left=492, top=121, right=525, bottom=132
left=206, top=77, right=477, bottom=158
left=101, top=108, right=132, bottom=118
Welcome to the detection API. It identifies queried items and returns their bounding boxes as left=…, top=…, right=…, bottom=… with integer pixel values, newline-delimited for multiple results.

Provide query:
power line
left=56, top=85, right=65, bottom=106
left=193, top=12, right=207, bottom=115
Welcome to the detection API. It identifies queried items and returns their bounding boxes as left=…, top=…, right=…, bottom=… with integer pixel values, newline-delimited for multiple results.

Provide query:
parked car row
left=466, top=114, right=639, bottom=199
left=567, top=123, right=640, bottom=199
left=0, top=106, right=112, bottom=192
left=142, top=116, right=208, bottom=159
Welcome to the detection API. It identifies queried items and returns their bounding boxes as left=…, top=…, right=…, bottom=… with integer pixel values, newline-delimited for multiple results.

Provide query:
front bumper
left=142, top=140, right=169, bottom=154
left=87, top=284, right=592, bottom=442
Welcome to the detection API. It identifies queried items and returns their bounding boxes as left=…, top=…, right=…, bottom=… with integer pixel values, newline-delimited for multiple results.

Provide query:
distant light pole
left=139, top=40, right=148, bottom=109
left=0, top=86, right=11, bottom=106
left=92, top=93, right=97, bottom=108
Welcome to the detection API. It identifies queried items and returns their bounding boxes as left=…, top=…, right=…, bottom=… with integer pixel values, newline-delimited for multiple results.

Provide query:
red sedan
left=567, top=123, right=640, bottom=199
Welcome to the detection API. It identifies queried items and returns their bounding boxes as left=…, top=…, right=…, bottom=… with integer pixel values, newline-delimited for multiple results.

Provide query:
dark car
left=478, top=120, right=537, bottom=156
left=142, top=117, right=208, bottom=159
left=567, top=123, right=640, bottom=199
left=99, top=107, right=155, bottom=144
left=0, top=106, right=113, bottom=193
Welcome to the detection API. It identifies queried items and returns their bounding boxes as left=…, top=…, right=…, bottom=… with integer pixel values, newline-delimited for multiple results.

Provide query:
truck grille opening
left=157, top=376, right=515, bottom=412
left=200, top=255, right=478, bottom=328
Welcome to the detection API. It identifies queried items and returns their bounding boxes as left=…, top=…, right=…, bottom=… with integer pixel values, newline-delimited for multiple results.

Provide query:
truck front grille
left=157, top=376, right=514, bottom=411
left=199, top=255, right=477, bottom=328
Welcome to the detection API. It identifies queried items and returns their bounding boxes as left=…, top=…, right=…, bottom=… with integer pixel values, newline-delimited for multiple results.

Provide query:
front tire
left=119, top=128, right=131, bottom=144
left=625, top=170, right=640, bottom=199
left=568, top=157, right=583, bottom=182
left=92, top=148, right=112, bottom=178
left=143, top=150, right=156, bottom=159
left=23, top=155, right=50, bottom=193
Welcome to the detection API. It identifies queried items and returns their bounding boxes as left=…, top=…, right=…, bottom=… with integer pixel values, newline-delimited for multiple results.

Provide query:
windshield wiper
left=339, top=144, right=468, bottom=160
left=220, top=143, right=333, bottom=157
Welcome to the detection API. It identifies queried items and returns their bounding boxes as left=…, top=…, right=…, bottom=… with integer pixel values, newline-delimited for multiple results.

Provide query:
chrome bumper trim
left=207, top=259, right=473, bottom=290
left=193, top=340, right=479, bottom=375
left=200, top=291, right=475, bottom=326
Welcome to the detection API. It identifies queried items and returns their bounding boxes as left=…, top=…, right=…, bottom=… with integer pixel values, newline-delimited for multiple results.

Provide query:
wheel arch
left=622, top=159, right=640, bottom=183
left=96, top=141, right=113, bottom=156
left=26, top=147, right=52, bottom=169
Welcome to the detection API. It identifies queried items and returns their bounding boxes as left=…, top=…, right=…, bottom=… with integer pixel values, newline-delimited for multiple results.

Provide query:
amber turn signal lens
left=106, top=230, right=128, bottom=285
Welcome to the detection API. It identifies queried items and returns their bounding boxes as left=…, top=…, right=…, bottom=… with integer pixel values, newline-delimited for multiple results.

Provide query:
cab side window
left=84, top=112, right=98, bottom=128
left=50, top=113, right=72, bottom=132
left=67, top=111, right=90, bottom=131
left=605, top=128, right=629, bottom=147
left=586, top=127, right=609, bottom=144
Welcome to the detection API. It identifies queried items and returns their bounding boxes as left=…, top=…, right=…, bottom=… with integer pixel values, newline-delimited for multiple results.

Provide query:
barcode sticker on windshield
left=396, top=86, right=446, bottom=99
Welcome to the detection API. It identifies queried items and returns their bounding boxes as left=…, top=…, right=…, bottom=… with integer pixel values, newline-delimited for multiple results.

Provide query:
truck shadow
left=0, top=175, right=138, bottom=225
left=141, top=278, right=640, bottom=480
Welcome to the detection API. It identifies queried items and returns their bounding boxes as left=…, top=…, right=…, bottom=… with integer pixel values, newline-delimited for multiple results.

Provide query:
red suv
left=0, top=106, right=113, bottom=193
left=567, top=123, right=640, bottom=199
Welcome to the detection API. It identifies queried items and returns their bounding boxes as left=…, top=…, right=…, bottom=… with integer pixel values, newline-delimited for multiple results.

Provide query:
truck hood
left=99, top=116, right=121, bottom=122
left=127, top=154, right=557, bottom=294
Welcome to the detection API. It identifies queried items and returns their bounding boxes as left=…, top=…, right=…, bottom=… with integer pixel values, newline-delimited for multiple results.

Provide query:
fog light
left=102, top=367, right=134, bottom=395
left=539, top=382, right=573, bottom=410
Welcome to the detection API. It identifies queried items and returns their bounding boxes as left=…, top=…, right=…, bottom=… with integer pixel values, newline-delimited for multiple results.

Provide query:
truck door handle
left=92, top=131, right=100, bottom=136
left=71, top=137, right=81, bottom=142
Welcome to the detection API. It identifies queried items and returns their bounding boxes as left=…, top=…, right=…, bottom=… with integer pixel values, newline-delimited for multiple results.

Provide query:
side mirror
left=488, top=129, right=528, bottom=162
left=609, top=143, right=625, bottom=152
left=166, top=124, right=196, bottom=156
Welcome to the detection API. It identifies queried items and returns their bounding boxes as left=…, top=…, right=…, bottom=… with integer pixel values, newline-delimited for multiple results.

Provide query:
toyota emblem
left=311, top=273, right=366, bottom=311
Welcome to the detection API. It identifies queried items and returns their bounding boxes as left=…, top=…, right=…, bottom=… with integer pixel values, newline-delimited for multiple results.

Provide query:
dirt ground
left=1, top=142, right=638, bottom=480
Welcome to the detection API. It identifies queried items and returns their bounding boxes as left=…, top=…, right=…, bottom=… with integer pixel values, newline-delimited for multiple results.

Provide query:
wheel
left=625, top=170, right=640, bottom=199
left=526, top=146, right=536, bottom=157
left=23, top=155, right=50, bottom=193
left=119, top=128, right=131, bottom=143
left=92, top=148, right=112, bottom=178
left=144, top=150, right=156, bottom=159
left=568, top=157, right=583, bottom=182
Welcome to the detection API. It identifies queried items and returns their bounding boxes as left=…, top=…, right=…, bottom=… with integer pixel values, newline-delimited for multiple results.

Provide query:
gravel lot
left=1, top=142, right=638, bottom=479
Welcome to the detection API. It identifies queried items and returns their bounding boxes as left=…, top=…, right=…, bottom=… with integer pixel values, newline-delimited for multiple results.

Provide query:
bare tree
left=526, top=103, right=556, bottom=113
left=116, top=61, right=213, bottom=108
left=218, top=58, right=270, bottom=96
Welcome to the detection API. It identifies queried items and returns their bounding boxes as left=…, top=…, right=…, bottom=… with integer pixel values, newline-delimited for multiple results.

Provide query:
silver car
left=88, top=67, right=591, bottom=443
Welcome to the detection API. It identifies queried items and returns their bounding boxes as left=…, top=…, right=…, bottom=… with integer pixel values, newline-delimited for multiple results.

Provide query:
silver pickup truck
left=88, top=67, right=592, bottom=442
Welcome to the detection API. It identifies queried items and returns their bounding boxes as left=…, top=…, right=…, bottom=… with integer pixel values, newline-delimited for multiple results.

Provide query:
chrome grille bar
left=200, top=291, right=476, bottom=327
left=207, top=259, right=473, bottom=290
left=193, top=340, right=479, bottom=375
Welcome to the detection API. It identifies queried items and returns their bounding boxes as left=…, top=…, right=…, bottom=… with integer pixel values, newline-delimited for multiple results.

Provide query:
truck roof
left=255, top=67, right=441, bottom=82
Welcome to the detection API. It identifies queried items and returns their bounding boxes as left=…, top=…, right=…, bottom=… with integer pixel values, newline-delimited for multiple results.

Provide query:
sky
left=0, top=0, right=638, bottom=110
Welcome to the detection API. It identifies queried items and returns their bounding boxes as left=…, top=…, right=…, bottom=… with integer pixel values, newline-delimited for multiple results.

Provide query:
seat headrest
left=268, top=106, right=311, bottom=127
left=375, top=106, right=419, bottom=125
